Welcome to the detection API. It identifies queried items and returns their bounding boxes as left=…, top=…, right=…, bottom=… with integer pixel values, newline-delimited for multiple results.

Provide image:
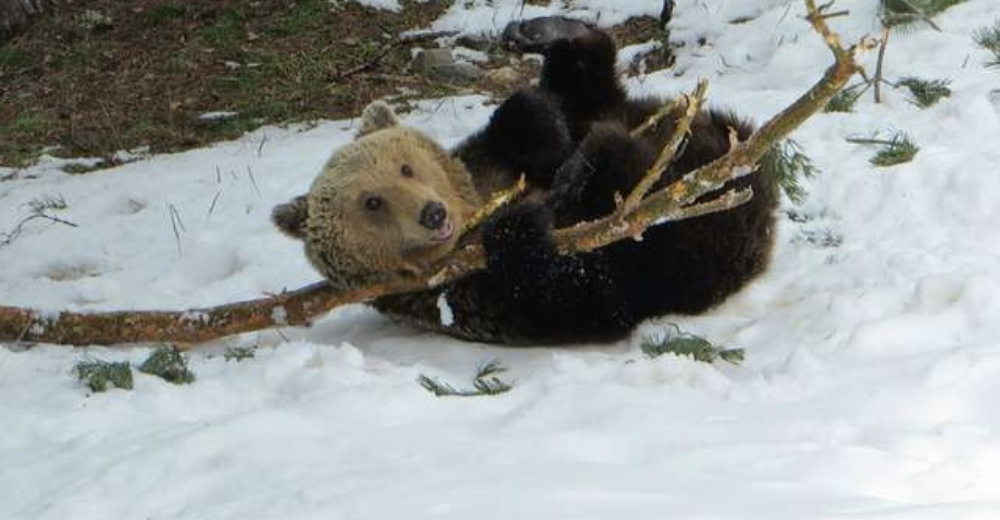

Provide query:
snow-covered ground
left=3, top=0, right=1000, bottom=518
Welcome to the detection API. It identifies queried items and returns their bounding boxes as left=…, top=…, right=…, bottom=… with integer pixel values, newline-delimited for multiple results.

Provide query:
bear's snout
left=419, top=201, right=448, bottom=230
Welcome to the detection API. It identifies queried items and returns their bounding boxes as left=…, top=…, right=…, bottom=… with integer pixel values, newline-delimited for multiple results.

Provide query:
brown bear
left=273, top=17, right=778, bottom=345
left=272, top=102, right=485, bottom=292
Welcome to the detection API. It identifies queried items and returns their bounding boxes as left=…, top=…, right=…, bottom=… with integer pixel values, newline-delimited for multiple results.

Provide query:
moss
left=264, top=0, right=332, bottom=37
left=198, top=7, right=247, bottom=53
left=142, top=2, right=189, bottom=27
left=0, top=47, right=32, bottom=71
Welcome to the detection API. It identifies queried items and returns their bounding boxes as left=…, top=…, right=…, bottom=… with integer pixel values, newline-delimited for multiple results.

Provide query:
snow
left=351, top=0, right=406, bottom=13
left=436, top=291, right=455, bottom=327
left=196, top=111, right=240, bottom=121
left=3, top=0, right=1000, bottom=518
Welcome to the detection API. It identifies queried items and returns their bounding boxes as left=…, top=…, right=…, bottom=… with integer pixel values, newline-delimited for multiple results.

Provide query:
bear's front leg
left=545, top=123, right=658, bottom=221
left=477, top=88, right=574, bottom=187
left=482, top=202, right=635, bottom=342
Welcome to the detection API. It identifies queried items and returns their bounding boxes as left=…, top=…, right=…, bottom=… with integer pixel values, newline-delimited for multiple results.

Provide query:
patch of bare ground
left=0, top=1, right=672, bottom=168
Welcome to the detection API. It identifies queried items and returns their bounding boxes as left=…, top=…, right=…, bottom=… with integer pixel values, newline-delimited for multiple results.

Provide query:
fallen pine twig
left=0, top=0, right=871, bottom=348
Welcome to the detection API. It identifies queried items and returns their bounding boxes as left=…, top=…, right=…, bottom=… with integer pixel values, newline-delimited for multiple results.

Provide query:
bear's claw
left=502, top=16, right=594, bottom=54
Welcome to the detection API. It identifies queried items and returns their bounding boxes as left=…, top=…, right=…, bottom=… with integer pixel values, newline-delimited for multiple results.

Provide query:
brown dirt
left=0, top=0, right=667, bottom=168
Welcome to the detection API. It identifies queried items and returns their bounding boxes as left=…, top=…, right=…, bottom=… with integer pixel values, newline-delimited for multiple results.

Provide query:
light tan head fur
left=272, top=101, right=482, bottom=291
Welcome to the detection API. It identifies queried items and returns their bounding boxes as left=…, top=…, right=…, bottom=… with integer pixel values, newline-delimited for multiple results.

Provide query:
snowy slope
left=3, top=1, right=1000, bottom=518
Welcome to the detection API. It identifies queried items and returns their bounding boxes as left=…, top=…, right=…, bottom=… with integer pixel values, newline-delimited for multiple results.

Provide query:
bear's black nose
left=419, top=201, right=448, bottom=230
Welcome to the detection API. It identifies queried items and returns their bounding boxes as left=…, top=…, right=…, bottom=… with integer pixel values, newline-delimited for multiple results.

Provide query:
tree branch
left=624, top=79, right=708, bottom=213
left=0, top=0, right=870, bottom=348
left=874, top=26, right=890, bottom=103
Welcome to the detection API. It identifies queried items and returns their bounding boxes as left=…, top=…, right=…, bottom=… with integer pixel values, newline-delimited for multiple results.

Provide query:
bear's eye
left=363, top=195, right=384, bottom=212
left=400, top=164, right=414, bottom=178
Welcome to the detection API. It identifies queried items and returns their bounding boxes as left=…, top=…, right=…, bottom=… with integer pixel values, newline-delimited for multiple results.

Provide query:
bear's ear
left=357, top=101, right=399, bottom=137
left=272, top=195, right=309, bottom=240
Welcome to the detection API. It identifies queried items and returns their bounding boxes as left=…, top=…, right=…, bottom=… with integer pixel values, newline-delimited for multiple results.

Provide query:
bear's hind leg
left=503, top=17, right=625, bottom=131
left=474, top=88, right=575, bottom=187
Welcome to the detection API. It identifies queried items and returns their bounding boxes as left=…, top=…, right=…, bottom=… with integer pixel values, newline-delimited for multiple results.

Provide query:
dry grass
left=0, top=1, right=667, bottom=169
left=0, top=0, right=451, bottom=166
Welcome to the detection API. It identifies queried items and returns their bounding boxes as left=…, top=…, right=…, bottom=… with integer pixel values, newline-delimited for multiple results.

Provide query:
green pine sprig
left=848, top=132, right=920, bottom=167
left=138, top=345, right=196, bottom=384
left=74, top=359, right=134, bottom=392
left=871, top=135, right=919, bottom=166
left=879, top=0, right=965, bottom=30
left=223, top=346, right=256, bottom=362
left=764, top=139, right=819, bottom=205
left=640, top=326, right=744, bottom=365
left=897, top=77, right=951, bottom=107
left=974, top=20, right=1000, bottom=67
left=824, top=83, right=869, bottom=113
left=418, top=360, right=512, bottom=397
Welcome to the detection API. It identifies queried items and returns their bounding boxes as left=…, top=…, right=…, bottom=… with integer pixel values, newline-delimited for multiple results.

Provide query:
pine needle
left=640, top=326, right=744, bottom=365
left=879, top=0, right=965, bottom=30
left=470, top=360, right=512, bottom=395
left=75, top=359, right=134, bottom=392
left=871, top=135, right=919, bottom=166
left=418, top=359, right=512, bottom=397
left=848, top=132, right=920, bottom=167
left=824, top=83, right=868, bottom=113
left=974, top=20, right=1000, bottom=67
left=897, top=76, right=951, bottom=107
left=138, top=345, right=196, bottom=384
left=223, top=346, right=256, bottom=362
left=765, top=139, right=819, bottom=205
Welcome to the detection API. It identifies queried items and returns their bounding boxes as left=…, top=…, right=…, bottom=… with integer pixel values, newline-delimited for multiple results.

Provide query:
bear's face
left=273, top=102, right=482, bottom=290
left=306, top=127, right=475, bottom=281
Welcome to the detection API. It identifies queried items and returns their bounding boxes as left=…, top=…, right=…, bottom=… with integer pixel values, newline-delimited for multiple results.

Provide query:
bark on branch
left=0, top=0, right=871, bottom=348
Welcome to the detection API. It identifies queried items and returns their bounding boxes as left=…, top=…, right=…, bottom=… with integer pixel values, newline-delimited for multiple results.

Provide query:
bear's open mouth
left=431, top=220, right=454, bottom=242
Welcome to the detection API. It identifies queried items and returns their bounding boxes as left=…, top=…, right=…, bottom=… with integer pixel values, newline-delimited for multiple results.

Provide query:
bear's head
left=272, top=101, right=482, bottom=290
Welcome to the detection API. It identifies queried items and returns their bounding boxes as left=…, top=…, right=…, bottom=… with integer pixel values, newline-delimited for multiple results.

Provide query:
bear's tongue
left=432, top=221, right=454, bottom=242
